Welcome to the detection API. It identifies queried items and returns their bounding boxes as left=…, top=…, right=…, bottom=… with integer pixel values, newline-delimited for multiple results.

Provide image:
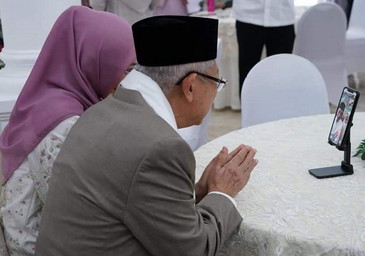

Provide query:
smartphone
left=328, top=87, right=360, bottom=149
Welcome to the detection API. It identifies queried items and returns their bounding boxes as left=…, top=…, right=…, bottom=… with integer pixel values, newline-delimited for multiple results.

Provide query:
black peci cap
left=132, top=15, right=218, bottom=66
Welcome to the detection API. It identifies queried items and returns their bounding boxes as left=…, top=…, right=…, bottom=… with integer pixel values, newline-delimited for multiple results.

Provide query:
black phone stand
left=309, top=124, right=353, bottom=179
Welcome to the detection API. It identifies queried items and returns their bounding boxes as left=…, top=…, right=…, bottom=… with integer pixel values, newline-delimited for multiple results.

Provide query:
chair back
left=293, top=2, right=347, bottom=105
left=241, top=54, right=330, bottom=128
left=345, top=0, right=365, bottom=73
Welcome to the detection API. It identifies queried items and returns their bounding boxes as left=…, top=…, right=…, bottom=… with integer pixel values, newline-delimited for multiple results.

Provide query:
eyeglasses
left=175, top=71, right=227, bottom=92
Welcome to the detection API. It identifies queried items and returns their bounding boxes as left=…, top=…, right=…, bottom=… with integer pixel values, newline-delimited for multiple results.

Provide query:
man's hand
left=195, top=144, right=257, bottom=202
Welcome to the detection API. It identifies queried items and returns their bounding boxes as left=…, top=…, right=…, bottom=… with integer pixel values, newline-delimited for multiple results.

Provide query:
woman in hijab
left=0, top=6, right=135, bottom=255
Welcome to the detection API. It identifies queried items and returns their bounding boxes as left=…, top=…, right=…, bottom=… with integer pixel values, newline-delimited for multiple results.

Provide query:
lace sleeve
left=33, top=135, right=64, bottom=204
left=28, top=116, right=79, bottom=204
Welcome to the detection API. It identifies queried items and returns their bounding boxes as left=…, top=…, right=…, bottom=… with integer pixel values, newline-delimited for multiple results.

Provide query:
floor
left=207, top=73, right=365, bottom=141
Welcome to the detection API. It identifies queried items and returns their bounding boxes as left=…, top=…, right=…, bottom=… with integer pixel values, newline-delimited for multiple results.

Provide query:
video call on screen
left=329, top=88, right=357, bottom=146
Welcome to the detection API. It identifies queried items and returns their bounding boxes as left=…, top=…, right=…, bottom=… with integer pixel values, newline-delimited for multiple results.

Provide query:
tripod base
left=309, top=161, right=353, bottom=179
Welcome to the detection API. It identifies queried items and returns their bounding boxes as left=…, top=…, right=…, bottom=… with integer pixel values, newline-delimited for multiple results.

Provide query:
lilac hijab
left=0, top=6, right=135, bottom=183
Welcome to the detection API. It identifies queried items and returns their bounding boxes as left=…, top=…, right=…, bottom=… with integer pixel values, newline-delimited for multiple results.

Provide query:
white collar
left=121, top=70, right=178, bottom=131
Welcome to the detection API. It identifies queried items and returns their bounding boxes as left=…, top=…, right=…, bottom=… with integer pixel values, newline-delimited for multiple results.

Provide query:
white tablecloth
left=194, top=113, right=365, bottom=255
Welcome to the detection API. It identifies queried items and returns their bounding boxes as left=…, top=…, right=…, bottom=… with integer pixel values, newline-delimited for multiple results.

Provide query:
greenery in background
left=354, top=139, right=365, bottom=160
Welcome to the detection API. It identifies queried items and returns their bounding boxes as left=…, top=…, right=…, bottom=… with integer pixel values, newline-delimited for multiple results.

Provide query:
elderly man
left=35, top=16, right=258, bottom=256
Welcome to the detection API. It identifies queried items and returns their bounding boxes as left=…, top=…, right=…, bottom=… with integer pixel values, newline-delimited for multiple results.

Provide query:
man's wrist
left=195, top=182, right=207, bottom=203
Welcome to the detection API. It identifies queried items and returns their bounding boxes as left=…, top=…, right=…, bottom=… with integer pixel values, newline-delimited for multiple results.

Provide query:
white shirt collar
left=121, top=69, right=178, bottom=131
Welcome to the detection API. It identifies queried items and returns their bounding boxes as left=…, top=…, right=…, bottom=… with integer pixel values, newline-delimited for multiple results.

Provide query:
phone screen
left=328, top=87, right=359, bottom=148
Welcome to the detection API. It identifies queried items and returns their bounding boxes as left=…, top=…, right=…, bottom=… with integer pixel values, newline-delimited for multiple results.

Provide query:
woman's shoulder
left=51, top=115, right=80, bottom=138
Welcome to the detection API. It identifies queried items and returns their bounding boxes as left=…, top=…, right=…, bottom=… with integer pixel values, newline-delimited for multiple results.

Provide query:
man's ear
left=180, top=73, right=198, bottom=103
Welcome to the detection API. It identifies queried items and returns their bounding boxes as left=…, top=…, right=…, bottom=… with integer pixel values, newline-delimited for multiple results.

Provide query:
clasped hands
left=195, top=144, right=258, bottom=203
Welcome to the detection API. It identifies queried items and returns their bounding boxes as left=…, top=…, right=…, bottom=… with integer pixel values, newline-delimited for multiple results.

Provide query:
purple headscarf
left=0, top=6, right=135, bottom=183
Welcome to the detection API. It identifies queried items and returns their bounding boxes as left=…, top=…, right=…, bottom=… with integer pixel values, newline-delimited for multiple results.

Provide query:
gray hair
left=134, top=60, right=216, bottom=94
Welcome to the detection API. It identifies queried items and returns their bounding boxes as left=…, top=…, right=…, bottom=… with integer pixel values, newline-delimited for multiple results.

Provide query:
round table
left=194, top=113, right=365, bottom=256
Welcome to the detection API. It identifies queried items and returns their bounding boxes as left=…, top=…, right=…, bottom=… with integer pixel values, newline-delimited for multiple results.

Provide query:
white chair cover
left=293, top=2, right=347, bottom=105
left=345, top=0, right=365, bottom=73
left=241, top=54, right=330, bottom=128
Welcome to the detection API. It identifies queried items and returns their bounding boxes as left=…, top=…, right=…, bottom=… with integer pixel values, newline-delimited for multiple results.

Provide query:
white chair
left=241, top=54, right=330, bottom=128
left=345, top=0, right=365, bottom=74
left=293, top=2, right=347, bottom=105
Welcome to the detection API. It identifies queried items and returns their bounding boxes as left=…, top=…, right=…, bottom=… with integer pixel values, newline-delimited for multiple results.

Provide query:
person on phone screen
left=330, top=101, right=346, bottom=144
left=338, top=113, right=349, bottom=145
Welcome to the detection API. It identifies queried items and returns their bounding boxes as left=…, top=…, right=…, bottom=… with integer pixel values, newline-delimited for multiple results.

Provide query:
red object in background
left=207, top=0, right=215, bottom=13
left=0, top=46, right=3, bottom=52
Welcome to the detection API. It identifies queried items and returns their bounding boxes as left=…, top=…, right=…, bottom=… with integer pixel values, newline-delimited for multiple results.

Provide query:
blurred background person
left=0, top=11, right=4, bottom=69
left=233, top=0, right=296, bottom=99
left=89, top=0, right=107, bottom=10
left=154, top=0, right=188, bottom=15
left=329, top=0, right=353, bottom=23
left=186, top=0, right=202, bottom=13
left=215, top=0, right=232, bottom=9
left=90, top=0, right=161, bottom=24
left=81, top=0, right=92, bottom=7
